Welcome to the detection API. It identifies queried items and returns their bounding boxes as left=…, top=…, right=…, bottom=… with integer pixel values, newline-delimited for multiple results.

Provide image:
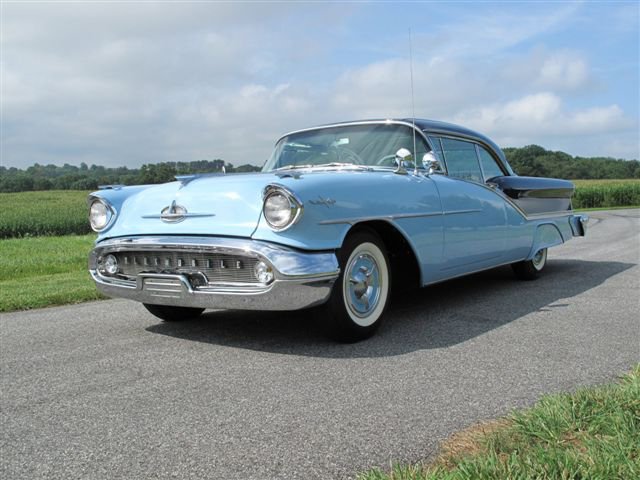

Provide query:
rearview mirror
left=423, top=152, right=443, bottom=175
left=394, top=148, right=413, bottom=175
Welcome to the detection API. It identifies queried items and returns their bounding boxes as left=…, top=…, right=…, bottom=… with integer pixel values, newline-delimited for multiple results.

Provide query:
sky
left=1, top=0, right=638, bottom=169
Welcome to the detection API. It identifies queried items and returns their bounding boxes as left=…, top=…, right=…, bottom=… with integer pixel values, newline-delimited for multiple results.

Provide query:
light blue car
left=88, top=119, right=588, bottom=341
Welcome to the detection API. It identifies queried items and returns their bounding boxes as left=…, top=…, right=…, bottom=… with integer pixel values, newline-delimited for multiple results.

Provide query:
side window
left=476, top=145, right=504, bottom=180
left=427, top=135, right=446, bottom=165
left=440, top=138, right=483, bottom=182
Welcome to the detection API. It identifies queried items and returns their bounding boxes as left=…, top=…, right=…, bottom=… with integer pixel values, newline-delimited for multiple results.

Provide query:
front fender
left=250, top=170, right=443, bottom=251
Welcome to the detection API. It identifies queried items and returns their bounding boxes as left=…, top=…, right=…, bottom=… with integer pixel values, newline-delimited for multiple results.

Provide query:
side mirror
left=394, top=148, right=413, bottom=175
left=422, top=152, right=443, bottom=175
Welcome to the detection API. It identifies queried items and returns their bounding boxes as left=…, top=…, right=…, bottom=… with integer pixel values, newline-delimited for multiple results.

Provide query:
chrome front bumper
left=89, top=236, right=340, bottom=311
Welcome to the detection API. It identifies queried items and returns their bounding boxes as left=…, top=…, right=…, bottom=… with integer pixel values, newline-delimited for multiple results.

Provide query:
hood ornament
left=160, top=200, right=187, bottom=223
left=141, top=201, right=216, bottom=223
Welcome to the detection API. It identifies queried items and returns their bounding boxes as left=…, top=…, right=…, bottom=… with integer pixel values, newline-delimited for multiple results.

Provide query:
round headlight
left=89, top=198, right=112, bottom=231
left=263, top=188, right=302, bottom=231
left=103, top=254, right=118, bottom=275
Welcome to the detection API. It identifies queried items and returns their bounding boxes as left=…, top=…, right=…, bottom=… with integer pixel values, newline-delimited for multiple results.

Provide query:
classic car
left=88, top=119, right=588, bottom=341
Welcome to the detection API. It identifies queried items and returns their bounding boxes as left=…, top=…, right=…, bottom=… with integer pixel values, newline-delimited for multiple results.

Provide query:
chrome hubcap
left=345, top=253, right=380, bottom=318
left=532, top=249, right=547, bottom=270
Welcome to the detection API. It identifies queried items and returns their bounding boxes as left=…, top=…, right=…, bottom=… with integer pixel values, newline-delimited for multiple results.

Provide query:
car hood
left=107, top=173, right=273, bottom=238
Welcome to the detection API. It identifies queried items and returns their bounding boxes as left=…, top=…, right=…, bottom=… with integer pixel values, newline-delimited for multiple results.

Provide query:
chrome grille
left=110, top=251, right=259, bottom=284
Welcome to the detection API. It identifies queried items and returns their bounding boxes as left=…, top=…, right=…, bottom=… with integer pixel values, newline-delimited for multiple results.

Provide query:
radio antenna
left=409, top=28, right=418, bottom=175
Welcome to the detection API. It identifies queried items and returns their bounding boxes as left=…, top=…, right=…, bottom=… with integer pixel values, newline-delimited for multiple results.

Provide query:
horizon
left=1, top=1, right=638, bottom=169
left=2, top=142, right=638, bottom=173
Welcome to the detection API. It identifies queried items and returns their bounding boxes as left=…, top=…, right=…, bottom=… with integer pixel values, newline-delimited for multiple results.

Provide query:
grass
left=0, top=190, right=91, bottom=238
left=0, top=234, right=105, bottom=312
left=572, top=179, right=640, bottom=186
left=575, top=205, right=640, bottom=212
left=359, top=365, right=640, bottom=480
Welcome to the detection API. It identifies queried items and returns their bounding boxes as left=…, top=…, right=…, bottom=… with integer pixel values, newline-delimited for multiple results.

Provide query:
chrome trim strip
left=444, top=209, right=482, bottom=216
left=141, top=213, right=216, bottom=220
left=317, top=209, right=481, bottom=225
left=275, top=119, right=432, bottom=156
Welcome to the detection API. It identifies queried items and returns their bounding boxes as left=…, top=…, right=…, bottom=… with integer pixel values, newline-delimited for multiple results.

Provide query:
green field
left=359, top=366, right=640, bottom=480
left=0, top=190, right=91, bottom=238
left=572, top=179, right=640, bottom=209
left=0, top=234, right=104, bottom=312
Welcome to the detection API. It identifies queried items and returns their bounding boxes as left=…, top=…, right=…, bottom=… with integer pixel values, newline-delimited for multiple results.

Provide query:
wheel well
left=346, top=221, right=421, bottom=290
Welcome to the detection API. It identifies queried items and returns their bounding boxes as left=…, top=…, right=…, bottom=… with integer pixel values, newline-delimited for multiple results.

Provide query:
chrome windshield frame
left=263, top=120, right=433, bottom=173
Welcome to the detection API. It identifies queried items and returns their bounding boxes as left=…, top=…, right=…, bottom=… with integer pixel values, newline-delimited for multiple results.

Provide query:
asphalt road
left=2, top=209, right=639, bottom=479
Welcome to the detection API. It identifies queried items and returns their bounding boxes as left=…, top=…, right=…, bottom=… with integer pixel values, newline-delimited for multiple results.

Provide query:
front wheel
left=322, top=229, right=391, bottom=342
left=511, top=248, right=547, bottom=281
left=143, top=304, right=205, bottom=322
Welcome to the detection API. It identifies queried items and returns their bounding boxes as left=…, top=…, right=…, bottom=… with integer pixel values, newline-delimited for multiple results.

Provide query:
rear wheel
left=512, top=248, right=547, bottom=281
left=143, top=304, right=205, bottom=322
left=323, top=229, right=391, bottom=342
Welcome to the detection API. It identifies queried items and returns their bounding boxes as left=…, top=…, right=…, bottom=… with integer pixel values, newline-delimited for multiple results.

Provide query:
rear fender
left=528, top=223, right=563, bottom=259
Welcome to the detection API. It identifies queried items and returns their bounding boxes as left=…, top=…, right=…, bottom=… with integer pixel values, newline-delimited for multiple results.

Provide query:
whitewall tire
left=512, top=248, right=548, bottom=281
left=323, top=228, right=391, bottom=342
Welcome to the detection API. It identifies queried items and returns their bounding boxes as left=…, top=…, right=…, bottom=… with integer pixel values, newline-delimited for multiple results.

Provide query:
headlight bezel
left=262, top=184, right=303, bottom=232
left=88, top=196, right=116, bottom=232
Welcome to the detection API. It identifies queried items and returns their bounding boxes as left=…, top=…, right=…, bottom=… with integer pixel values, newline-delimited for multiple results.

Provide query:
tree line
left=0, top=159, right=261, bottom=193
left=0, top=145, right=638, bottom=193
left=503, top=145, right=639, bottom=179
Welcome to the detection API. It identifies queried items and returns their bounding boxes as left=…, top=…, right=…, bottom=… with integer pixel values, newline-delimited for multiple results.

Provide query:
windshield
left=262, top=123, right=430, bottom=172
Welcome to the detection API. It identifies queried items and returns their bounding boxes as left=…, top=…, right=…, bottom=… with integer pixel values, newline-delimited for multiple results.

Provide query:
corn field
left=0, top=191, right=91, bottom=238
left=572, top=179, right=640, bottom=209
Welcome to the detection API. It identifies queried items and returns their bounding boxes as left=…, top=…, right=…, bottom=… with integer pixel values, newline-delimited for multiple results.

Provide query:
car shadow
left=145, top=259, right=635, bottom=358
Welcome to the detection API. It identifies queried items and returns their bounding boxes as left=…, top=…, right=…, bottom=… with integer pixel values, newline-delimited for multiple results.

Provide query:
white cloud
left=0, top=1, right=638, bottom=168
left=455, top=93, right=633, bottom=153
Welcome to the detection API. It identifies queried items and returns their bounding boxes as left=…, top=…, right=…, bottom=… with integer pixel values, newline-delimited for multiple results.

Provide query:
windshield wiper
left=314, top=162, right=372, bottom=170
left=273, top=164, right=315, bottom=171
left=274, top=163, right=372, bottom=172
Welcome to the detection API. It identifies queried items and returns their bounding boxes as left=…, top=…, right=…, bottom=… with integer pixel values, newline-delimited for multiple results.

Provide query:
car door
left=427, top=136, right=508, bottom=274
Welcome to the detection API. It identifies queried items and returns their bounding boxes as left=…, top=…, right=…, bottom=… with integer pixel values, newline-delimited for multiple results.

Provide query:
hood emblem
left=161, top=200, right=187, bottom=223
left=309, top=196, right=336, bottom=208
left=141, top=200, right=215, bottom=222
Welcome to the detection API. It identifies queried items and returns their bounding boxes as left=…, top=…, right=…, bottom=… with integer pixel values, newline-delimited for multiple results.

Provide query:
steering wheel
left=336, top=147, right=363, bottom=165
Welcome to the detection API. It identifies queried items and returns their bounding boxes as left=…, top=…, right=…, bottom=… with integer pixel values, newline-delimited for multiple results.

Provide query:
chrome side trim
left=317, top=209, right=481, bottom=225
left=319, top=212, right=439, bottom=225
left=444, top=209, right=482, bottom=216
